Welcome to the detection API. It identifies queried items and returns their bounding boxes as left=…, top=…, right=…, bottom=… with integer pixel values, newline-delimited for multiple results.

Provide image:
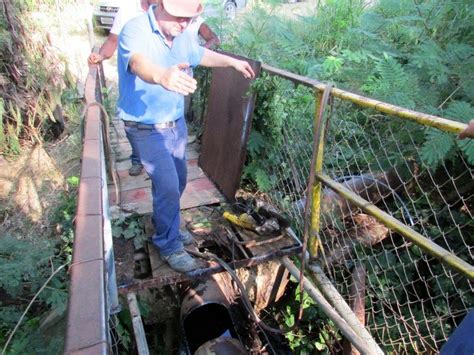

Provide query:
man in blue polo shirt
left=117, top=0, right=255, bottom=273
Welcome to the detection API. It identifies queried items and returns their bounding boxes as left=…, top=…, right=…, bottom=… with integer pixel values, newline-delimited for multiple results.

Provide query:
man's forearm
left=200, top=49, right=235, bottom=68
left=98, top=34, right=119, bottom=60
left=200, top=49, right=255, bottom=79
left=129, top=53, right=166, bottom=84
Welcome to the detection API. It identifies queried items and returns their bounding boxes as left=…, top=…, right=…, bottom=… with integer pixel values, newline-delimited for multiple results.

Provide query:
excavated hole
left=183, top=303, right=237, bottom=353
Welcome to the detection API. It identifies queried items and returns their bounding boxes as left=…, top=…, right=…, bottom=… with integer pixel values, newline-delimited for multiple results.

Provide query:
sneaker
left=128, top=164, right=143, bottom=176
left=179, top=229, right=194, bottom=246
left=161, top=250, right=199, bottom=273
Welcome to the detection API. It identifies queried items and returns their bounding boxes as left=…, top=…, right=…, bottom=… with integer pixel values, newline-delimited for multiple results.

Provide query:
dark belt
left=123, top=120, right=176, bottom=130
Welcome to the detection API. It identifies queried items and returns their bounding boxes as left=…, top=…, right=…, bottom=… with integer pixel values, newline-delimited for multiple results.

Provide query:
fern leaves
left=362, top=54, right=418, bottom=109
left=458, top=139, right=474, bottom=165
left=421, top=101, right=474, bottom=167
left=420, top=129, right=455, bottom=167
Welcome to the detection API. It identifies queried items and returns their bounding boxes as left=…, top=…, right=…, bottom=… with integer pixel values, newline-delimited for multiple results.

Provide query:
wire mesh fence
left=245, top=73, right=473, bottom=353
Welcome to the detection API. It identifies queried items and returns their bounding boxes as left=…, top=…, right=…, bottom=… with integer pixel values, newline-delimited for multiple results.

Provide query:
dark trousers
left=124, top=118, right=187, bottom=256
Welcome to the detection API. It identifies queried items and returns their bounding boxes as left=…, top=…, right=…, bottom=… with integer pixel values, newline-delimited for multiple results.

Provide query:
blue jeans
left=124, top=118, right=187, bottom=256
left=130, top=149, right=141, bottom=166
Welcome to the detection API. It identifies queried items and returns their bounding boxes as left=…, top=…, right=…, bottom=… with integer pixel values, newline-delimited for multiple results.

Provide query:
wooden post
left=127, top=292, right=150, bottom=355
left=343, top=264, right=367, bottom=355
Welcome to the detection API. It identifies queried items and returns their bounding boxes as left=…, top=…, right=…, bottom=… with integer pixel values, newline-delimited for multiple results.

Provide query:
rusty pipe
left=180, top=272, right=245, bottom=354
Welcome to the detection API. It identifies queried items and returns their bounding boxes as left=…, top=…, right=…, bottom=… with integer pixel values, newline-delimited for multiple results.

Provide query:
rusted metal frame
left=64, top=63, right=110, bottom=354
left=199, top=55, right=261, bottom=201
left=240, top=234, right=286, bottom=247
left=261, top=64, right=467, bottom=134
left=226, top=227, right=286, bottom=247
left=117, top=243, right=302, bottom=294
left=315, top=173, right=474, bottom=281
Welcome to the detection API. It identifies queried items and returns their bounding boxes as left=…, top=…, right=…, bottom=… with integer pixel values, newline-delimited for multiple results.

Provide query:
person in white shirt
left=186, top=16, right=221, bottom=49
left=88, top=0, right=157, bottom=65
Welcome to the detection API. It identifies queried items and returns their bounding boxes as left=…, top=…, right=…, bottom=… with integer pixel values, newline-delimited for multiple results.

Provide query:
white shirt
left=110, top=0, right=144, bottom=35
left=186, top=16, right=205, bottom=45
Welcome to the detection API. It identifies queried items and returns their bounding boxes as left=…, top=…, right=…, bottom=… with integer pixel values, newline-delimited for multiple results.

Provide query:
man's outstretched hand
left=159, top=63, right=197, bottom=96
left=459, top=120, right=474, bottom=139
left=232, top=59, right=255, bottom=79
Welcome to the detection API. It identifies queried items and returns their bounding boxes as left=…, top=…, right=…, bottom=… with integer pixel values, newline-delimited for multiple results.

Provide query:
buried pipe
left=180, top=272, right=247, bottom=354
left=281, top=257, right=383, bottom=355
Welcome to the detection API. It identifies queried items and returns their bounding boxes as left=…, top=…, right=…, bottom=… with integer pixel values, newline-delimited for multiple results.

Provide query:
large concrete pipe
left=180, top=272, right=246, bottom=354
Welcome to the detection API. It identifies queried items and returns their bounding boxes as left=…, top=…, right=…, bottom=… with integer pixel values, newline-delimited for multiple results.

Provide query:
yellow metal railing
left=261, top=63, right=472, bottom=281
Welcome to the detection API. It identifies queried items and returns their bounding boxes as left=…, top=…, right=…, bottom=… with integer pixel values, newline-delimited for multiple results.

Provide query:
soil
left=113, top=237, right=136, bottom=285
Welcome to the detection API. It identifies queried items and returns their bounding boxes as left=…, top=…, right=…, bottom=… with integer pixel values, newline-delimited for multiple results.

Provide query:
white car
left=205, top=0, right=247, bottom=19
left=92, top=0, right=120, bottom=31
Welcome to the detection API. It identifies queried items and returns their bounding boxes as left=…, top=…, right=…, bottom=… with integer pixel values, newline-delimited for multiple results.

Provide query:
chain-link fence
left=247, top=70, right=473, bottom=353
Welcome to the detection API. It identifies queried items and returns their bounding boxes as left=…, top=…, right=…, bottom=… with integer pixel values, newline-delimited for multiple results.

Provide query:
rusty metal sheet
left=199, top=53, right=261, bottom=201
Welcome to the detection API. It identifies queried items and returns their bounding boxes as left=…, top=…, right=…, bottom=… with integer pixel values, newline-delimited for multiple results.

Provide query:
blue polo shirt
left=117, top=5, right=204, bottom=124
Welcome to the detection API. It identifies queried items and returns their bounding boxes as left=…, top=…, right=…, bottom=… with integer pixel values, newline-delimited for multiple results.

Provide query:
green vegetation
left=216, top=0, right=473, bottom=189
left=112, top=214, right=147, bottom=250
left=283, top=281, right=341, bottom=352
left=0, top=0, right=76, bottom=157
left=1, top=0, right=472, bottom=353
left=213, top=0, right=473, bottom=353
left=0, top=176, right=78, bottom=353
left=0, top=1, right=81, bottom=353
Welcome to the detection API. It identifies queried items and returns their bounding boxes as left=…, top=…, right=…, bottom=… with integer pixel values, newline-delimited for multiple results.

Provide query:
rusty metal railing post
left=308, top=86, right=333, bottom=259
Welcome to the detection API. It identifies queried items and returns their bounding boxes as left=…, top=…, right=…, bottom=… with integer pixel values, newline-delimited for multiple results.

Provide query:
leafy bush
left=221, top=0, right=473, bottom=180
left=112, top=214, right=147, bottom=249
left=218, top=0, right=473, bottom=352
left=0, top=176, right=77, bottom=353
left=0, top=0, right=76, bottom=157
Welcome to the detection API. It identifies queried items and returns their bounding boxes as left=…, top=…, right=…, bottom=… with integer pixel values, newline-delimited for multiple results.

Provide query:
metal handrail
left=261, top=64, right=467, bottom=134
left=316, top=173, right=474, bottom=280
